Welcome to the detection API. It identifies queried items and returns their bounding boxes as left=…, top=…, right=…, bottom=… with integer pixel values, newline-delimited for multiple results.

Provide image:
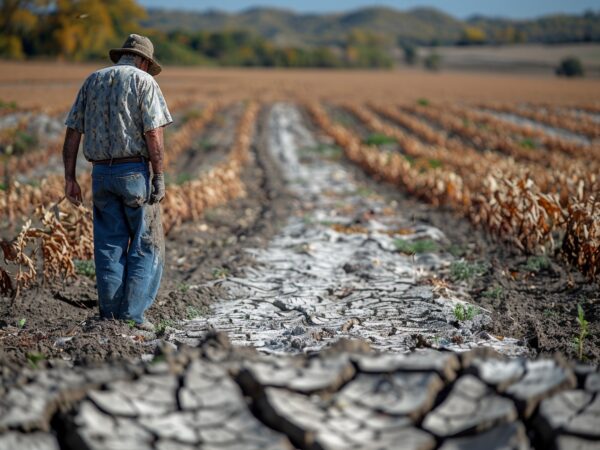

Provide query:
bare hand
left=65, top=179, right=82, bottom=205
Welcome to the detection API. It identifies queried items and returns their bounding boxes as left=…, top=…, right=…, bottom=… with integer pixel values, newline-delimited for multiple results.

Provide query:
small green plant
left=0, top=99, right=18, bottom=110
left=573, top=304, right=589, bottom=361
left=447, top=244, right=467, bottom=257
left=524, top=255, right=551, bottom=272
left=417, top=98, right=430, bottom=106
left=450, top=260, right=487, bottom=281
left=155, top=320, right=173, bottom=334
left=12, top=130, right=38, bottom=154
left=0, top=183, right=5, bottom=191
left=428, top=159, right=443, bottom=169
left=394, top=238, right=439, bottom=254
left=482, top=286, right=503, bottom=300
left=543, top=308, right=558, bottom=319
left=181, top=109, right=203, bottom=124
left=364, top=133, right=397, bottom=146
left=303, top=144, right=343, bottom=160
left=354, top=186, right=375, bottom=198
left=403, top=154, right=416, bottom=166
left=198, top=138, right=215, bottom=151
left=186, top=306, right=203, bottom=320
left=17, top=318, right=26, bottom=329
left=26, top=352, right=45, bottom=369
left=176, top=173, right=193, bottom=185
left=178, top=282, right=191, bottom=293
left=126, top=320, right=136, bottom=329
left=520, top=138, right=537, bottom=149
left=453, top=303, right=479, bottom=322
left=74, top=260, right=96, bottom=279
left=212, top=267, right=230, bottom=279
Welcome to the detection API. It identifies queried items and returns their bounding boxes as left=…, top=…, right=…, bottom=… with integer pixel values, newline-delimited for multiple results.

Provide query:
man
left=62, top=34, right=172, bottom=330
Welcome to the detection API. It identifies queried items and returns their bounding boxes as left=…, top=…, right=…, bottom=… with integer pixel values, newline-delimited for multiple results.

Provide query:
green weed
left=0, top=99, right=18, bottom=109
left=26, top=352, right=45, bottom=369
left=482, top=286, right=503, bottom=300
left=126, top=320, right=136, bottom=329
left=178, top=283, right=191, bottom=293
left=394, top=238, right=439, bottom=254
left=17, top=318, right=26, bottom=329
left=403, top=154, right=416, bottom=165
left=176, top=173, right=193, bottom=185
left=428, top=159, right=443, bottom=169
left=155, top=320, right=173, bottom=335
left=364, top=133, right=397, bottom=146
left=303, top=144, right=343, bottom=160
left=181, top=109, right=203, bottom=124
left=354, top=186, right=375, bottom=197
left=450, top=260, right=487, bottom=281
left=417, top=98, right=430, bottom=106
left=212, top=267, right=230, bottom=279
left=198, top=138, right=215, bottom=151
left=453, top=303, right=479, bottom=322
left=524, top=255, right=551, bottom=272
left=573, top=304, right=589, bottom=361
left=186, top=306, right=203, bottom=320
left=447, top=244, right=467, bottom=257
left=74, top=260, right=96, bottom=279
left=520, top=138, right=537, bottom=149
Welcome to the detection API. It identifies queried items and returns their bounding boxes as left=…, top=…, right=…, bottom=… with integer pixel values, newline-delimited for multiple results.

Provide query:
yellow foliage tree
left=0, top=0, right=146, bottom=60
left=460, top=26, right=487, bottom=45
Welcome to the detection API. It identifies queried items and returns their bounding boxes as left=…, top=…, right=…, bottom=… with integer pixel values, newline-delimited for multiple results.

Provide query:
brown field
left=1, top=60, right=600, bottom=111
left=425, top=43, right=600, bottom=77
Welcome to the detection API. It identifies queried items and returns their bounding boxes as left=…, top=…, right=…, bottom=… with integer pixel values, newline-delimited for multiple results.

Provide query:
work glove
left=149, top=173, right=165, bottom=204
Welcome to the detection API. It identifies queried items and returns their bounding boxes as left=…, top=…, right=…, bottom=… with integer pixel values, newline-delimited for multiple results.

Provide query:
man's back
left=66, top=55, right=171, bottom=162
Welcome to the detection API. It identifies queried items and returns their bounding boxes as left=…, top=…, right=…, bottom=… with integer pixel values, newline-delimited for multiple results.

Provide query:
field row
left=0, top=102, right=257, bottom=297
left=307, top=101, right=599, bottom=280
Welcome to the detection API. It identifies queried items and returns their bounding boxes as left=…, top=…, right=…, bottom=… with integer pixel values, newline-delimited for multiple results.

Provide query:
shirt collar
left=116, top=54, right=137, bottom=67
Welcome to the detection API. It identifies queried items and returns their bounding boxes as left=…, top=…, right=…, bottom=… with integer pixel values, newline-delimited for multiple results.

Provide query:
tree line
left=0, top=0, right=392, bottom=68
left=0, top=1, right=598, bottom=69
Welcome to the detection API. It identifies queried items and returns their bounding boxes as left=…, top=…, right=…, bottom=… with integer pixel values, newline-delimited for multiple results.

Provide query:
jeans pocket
left=116, top=172, right=147, bottom=208
left=92, top=176, right=107, bottom=208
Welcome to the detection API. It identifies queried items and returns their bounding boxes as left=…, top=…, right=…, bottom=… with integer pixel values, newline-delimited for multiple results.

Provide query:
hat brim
left=109, top=48, right=162, bottom=76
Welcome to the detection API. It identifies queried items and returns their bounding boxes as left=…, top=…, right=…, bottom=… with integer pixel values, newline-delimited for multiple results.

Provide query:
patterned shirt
left=65, top=55, right=172, bottom=161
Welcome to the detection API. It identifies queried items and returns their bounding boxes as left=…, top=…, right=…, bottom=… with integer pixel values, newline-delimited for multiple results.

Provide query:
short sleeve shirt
left=65, top=59, right=172, bottom=161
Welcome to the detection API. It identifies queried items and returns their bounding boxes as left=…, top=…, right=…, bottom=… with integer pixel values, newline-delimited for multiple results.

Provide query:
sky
left=139, top=0, right=599, bottom=19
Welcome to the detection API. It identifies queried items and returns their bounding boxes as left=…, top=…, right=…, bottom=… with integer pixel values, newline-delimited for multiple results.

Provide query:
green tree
left=424, top=51, right=442, bottom=71
left=556, top=56, right=585, bottom=77
left=402, top=44, right=418, bottom=65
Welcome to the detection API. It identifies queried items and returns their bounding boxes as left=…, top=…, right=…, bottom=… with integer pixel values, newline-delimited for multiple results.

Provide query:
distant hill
left=142, top=6, right=600, bottom=46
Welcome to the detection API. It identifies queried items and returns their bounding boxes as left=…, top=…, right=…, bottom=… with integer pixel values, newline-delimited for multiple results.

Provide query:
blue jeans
left=91, top=162, right=164, bottom=323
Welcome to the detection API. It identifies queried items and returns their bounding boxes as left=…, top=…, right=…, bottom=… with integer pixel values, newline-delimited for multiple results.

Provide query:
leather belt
left=92, top=155, right=147, bottom=166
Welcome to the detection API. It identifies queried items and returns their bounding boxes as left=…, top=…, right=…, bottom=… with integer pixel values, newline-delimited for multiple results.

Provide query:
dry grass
left=0, top=61, right=599, bottom=110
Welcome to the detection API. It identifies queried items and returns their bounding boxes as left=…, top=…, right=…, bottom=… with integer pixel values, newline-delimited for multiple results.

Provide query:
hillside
left=142, top=6, right=600, bottom=46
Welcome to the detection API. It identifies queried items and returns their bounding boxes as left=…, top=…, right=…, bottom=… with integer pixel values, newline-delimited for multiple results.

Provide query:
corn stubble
left=307, top=101, right=600, bottom=280
left=0, top=101, right=257, bottom=297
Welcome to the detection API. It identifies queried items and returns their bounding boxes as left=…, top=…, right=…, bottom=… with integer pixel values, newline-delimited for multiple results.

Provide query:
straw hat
left=109, top=34, right=162, bottom=76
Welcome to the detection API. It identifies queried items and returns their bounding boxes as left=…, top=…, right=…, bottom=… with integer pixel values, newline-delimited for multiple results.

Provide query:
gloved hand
left=149, top=173, right=165, bottom=204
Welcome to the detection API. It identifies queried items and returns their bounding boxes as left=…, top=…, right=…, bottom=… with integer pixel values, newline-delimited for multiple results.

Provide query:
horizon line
left=142, top=3, right=600, bottom=21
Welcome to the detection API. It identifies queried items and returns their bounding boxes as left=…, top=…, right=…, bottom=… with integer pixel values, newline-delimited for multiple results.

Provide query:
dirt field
left=424, top=43, right=600, bottom=77
left=1, top=61, right=600, bottom=110
left=1, top=62, right=600, bottom=449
